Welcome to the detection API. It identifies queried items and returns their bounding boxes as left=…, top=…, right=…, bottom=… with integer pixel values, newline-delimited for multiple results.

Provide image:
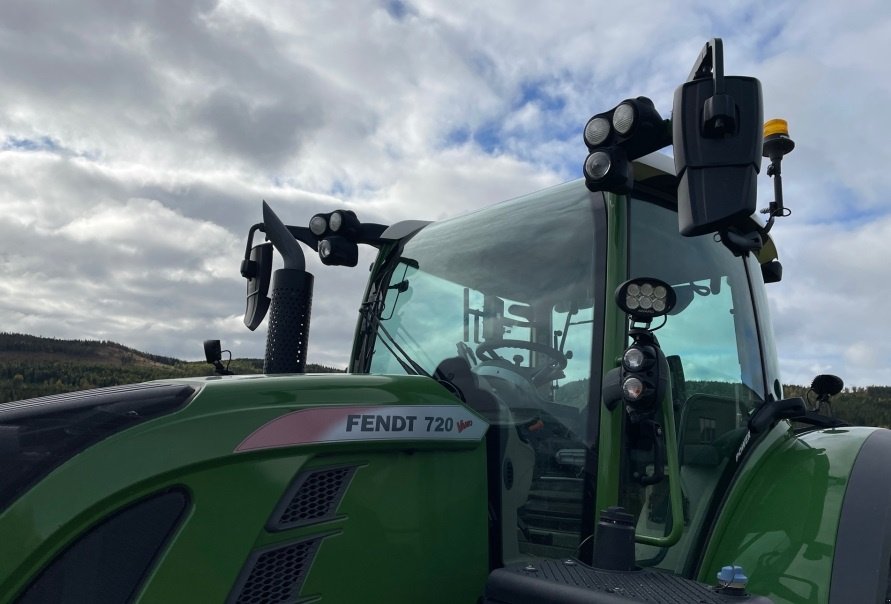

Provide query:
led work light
left=581, top=97, right=670, bottom=195
left=616, top=277, right=676, bottom=323
left=307, top=210, right=362, bottom=266
left=620, top=334, right=665, bottom=414
left=602, top=277, right=676, bottom=422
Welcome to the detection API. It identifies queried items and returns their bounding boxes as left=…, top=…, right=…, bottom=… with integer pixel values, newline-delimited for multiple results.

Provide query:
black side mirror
left=204, top=339, right=222, bottom=364
left=203, top=339, right=233, bottom=375
left=812, top=374, right=844, bottom=399
left=674, top=38, right=764, bottom=237
left=241, top=241, right=272, bottom=331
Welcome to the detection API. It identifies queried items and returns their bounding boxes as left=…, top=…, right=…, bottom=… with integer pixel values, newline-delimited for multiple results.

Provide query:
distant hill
left=0, top=333, right=343, bottom=404
left=3, top=333, right=891, bottom=429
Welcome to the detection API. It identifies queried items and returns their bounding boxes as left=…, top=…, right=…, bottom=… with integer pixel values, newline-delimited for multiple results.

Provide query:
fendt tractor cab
left=1, top=40, right=889, bottom=604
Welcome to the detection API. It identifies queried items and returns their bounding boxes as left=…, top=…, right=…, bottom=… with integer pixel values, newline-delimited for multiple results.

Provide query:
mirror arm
left=241, top=223, right=264, bottom=271
left=688, top=38, right=725, bottom=92
left=286, top=225, right=319, bottom=251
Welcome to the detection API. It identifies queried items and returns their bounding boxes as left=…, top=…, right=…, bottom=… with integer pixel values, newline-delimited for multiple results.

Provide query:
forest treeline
left=2, top=333, right=890, bottom=429
left=0, top=333, right=342, bottom=404
left=554, top=377, right=891, bottom=429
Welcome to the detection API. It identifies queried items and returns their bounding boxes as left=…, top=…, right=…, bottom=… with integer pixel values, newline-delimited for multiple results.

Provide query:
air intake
left=267, top=466, right=356, bottom=531
left=228, top=537, right=322, bottom=604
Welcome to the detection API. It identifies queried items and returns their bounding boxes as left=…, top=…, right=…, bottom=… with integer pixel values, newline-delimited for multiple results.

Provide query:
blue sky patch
left=2, top=135, right=63, bottom=153
left=384, top=0, right=412, bottom=21
left=444, top=127, right=470, bottom=147
left=472, top=121, right=502, bottom=154
left=515, top=81, right=566, bottom=113
left=441, top=122, right=501, bottom=154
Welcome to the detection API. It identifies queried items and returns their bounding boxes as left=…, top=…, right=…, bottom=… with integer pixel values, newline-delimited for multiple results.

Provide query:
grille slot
left=268, top=466, right=356, bottom=531
left=229, top=537, right=321, bottom=604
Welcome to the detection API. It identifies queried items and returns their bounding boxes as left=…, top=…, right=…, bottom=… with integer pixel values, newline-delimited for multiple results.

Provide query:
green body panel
left=594, top=191, right=629, bottom=516
left=0, top=374, right=489, bottom=603
left=699, top=424, right=878, bottom=603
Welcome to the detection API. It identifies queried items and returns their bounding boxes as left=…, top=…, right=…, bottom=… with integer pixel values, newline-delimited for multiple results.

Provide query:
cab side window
left=629, top=198, right=765, bottom=572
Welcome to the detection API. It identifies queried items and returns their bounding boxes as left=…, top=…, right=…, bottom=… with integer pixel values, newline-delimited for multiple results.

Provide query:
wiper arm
left=358, top=300, right=430, bottom=378
left=376, top=320, right=431, bottom=378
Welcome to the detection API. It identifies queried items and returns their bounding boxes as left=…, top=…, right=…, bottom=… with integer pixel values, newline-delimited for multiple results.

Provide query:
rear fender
left=699, top=424, right=888, bottom=603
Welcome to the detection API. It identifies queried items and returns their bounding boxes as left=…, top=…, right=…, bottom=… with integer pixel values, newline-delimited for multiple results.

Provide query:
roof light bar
left=582, top=97, right=670, bottom=195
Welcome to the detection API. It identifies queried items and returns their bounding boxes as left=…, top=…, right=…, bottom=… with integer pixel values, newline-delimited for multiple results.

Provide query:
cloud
left=768, top=214, right=891, bottom=386
left=1, top=0, right=890, bottom=389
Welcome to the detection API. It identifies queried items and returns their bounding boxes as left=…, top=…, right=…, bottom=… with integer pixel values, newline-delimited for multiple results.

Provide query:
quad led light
left=616, top=277, right=676, bottom=322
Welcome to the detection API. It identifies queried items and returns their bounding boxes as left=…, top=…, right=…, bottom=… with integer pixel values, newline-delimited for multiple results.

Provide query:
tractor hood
left=0, top=374, right=486, bottom=514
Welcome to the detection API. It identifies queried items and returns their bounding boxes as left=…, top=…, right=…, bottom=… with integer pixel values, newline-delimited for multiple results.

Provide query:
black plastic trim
left=485, top=558, right=773, bottom=603
left=17, top=487, right=190, bottom=603
left=829, top=428, right=891, bottom=603
left=0, top=382, right=194, bottom=421
left=0, top=383, right=196, bottom=511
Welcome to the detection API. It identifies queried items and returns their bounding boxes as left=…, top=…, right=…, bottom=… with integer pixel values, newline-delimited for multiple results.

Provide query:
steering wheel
left=475, top=339, right=568, bottom=371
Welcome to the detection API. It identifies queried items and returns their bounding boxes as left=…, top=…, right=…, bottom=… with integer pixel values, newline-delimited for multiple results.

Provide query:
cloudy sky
left=1, top=0, right=890, bottom=387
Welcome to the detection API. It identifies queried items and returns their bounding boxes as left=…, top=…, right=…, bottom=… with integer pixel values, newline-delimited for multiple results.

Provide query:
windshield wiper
left=358, top=300, right=430, bottom=378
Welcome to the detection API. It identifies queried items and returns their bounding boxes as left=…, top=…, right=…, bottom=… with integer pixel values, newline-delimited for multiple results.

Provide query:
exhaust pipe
left=261, top=201, right=313, bottom=374
left=264, top=269, right=313, bottom=374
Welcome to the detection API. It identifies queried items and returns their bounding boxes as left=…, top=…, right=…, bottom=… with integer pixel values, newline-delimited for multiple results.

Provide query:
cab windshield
left=365, top=181, right=604, bottom=561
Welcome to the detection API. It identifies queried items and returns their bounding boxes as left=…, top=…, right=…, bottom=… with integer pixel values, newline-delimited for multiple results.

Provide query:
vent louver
left=268, top=466, right=356, bottom=531
left=228, top=537, right=322, bottom=604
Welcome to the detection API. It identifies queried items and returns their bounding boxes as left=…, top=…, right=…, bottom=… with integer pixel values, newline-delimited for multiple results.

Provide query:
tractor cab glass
left=366, top=182, right=602, bottom=563
left=627, top=196, right=773, bottom=574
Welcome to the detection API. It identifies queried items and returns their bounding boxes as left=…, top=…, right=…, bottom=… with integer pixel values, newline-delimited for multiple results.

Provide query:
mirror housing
left=203, top=339, right=222, bottom=364
left=674, top=39, right=764, bottom=237
left=242, top=241, right=272, bottom=330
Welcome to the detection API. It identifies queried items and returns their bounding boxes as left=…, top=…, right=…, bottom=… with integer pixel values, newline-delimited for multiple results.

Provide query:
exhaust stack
left=261, top=201, right=313, bottom=374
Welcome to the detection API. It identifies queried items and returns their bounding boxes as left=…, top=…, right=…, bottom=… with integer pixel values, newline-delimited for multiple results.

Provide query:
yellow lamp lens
left=763, top=118, right=789, bottom=138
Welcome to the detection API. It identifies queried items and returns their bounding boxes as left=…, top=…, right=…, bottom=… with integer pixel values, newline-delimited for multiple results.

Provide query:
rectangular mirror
left=243, top=242, right=272, bottom=330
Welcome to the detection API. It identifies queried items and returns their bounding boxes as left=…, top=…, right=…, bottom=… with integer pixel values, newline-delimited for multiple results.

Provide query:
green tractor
left=2, top=39, right=887, bottom=604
